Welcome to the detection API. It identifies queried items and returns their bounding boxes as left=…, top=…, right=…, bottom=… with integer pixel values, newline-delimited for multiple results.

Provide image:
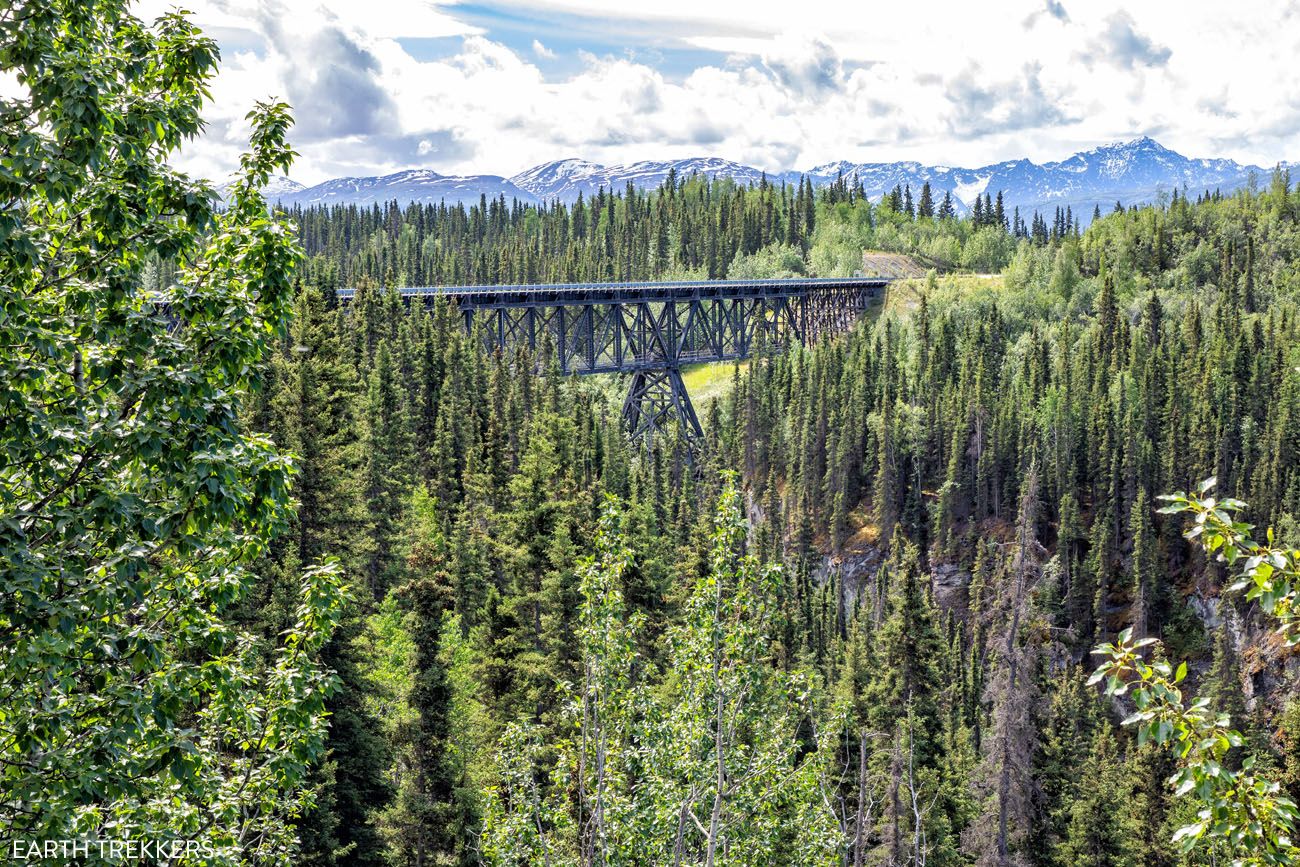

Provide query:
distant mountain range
left=231, top=138, right=1287, bottom=223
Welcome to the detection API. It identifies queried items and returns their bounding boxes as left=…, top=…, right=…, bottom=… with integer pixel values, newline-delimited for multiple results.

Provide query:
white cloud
left=759, top=34, right=843, bottom=101
left=128, top=0, right=1300, bottom=184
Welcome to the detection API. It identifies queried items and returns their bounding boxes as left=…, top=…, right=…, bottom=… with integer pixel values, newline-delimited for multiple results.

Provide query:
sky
left=130, top=0, right=1300, bottom=185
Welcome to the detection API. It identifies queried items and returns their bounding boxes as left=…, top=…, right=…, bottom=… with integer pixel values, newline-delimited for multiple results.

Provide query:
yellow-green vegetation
left=681, top=360, right=747, bottom=408
left=582, top=362, right=744, bottom=426
left=808, top=196, right=1016, bottom=277
left=879, top=271, right=1007, bottom=319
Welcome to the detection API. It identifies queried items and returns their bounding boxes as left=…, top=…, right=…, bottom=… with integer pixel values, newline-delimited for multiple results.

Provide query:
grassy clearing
left=860, top=251, right=929, bottom=278
left=575, top=360, right=747, bottom=418
left=682, top=361, right=747, bottom=408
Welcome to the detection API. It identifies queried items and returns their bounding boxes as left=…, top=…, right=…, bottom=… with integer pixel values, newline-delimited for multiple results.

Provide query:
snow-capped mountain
left=507, top=158, right=610, bottom=202
left=794, top=138, right=1271, bottom=220
left=799, top=160, right=980, bottom=214
left=214, top=175, right=307, bottom=202
left=244, top=139, right=1285, bottom=221
left=269, top=169, right=539, bottom=208
left=510, top=157, right=773, bottom=202
left=966, top=137, right=1258, bottom=217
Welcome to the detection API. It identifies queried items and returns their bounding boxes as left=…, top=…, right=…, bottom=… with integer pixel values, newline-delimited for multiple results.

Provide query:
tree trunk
left=853, top=728, right=868, bottom=867
left=706, top=572, right=726, bottom=867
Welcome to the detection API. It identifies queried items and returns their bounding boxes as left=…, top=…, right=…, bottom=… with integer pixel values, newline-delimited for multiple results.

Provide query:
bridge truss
left=337, top=277, right=888, bottom=457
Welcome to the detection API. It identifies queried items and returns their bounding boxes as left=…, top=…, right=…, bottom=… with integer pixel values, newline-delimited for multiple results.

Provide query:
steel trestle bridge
left=337, top=277, right=890, bottom=456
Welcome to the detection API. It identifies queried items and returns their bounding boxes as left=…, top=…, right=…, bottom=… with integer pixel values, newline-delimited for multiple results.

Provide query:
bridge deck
left=336, top=276, right=890, bottom=305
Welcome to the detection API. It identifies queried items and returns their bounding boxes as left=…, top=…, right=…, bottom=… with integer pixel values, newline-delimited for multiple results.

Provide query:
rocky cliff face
left=809, top=544, right=970, bottom=620
left=758, top=477, right=1296, bottom=726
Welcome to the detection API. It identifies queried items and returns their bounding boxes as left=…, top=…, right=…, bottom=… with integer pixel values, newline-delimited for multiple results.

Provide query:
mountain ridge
left=244, top=138, right=1289, bottom=222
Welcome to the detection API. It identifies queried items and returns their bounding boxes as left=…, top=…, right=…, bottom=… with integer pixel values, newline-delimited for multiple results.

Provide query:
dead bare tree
left=964, top=463, right=1045, bottom=867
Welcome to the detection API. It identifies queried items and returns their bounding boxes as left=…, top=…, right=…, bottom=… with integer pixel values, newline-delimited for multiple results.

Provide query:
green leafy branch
left=1161, top=477, right=1300, bottom=644
left=1090, top=479, right=1300, bottom=865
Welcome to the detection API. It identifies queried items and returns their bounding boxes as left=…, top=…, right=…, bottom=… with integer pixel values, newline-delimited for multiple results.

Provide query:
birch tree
left=0, top=2, right=346, bottom=860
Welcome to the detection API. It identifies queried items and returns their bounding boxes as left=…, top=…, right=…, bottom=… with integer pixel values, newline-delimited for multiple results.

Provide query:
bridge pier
left=621, top=366, right=704, bottom=459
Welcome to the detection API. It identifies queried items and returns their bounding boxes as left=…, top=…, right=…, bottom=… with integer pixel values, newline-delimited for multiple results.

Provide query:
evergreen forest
left=241, top=165, right=1300, bottom=867
left=5, top=4, right=1300, bottom=866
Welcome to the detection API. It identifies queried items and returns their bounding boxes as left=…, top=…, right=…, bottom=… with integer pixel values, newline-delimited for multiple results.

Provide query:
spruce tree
left=919, top=181, right=935, bottom=218
left=1052, top=729, right=1138, bottom=867
left=1034, top=670, right=1104, bottom=859
left=865, top=542, right=958, bottom=862
left=268, top=290, right=388, bottom=866
left=1128, top=490, right=1157, bottom=638
left=939, top=190, right=955, bottom=220
left=362, top=339, right=415, bottom=592
left=1202, top=623, right=1250, bottom=767
left=385, top=489, right=477, bottom=865
left=964, top=468, right=1043, bottom=865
